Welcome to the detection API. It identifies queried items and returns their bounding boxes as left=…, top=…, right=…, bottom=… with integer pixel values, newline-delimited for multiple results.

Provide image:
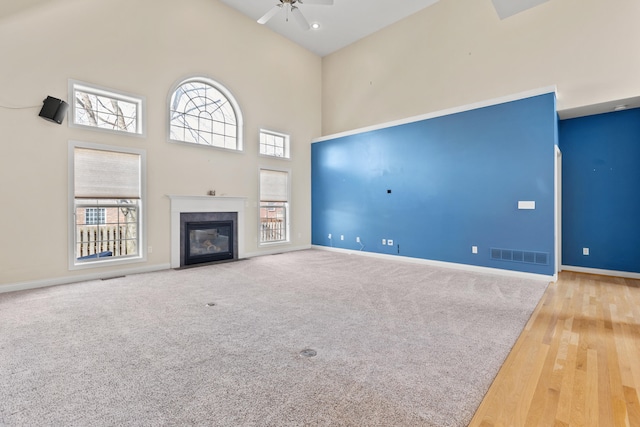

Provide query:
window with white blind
left=69, top=142, right=145, bottom=268
left=259, top=168, right=289, bottom=244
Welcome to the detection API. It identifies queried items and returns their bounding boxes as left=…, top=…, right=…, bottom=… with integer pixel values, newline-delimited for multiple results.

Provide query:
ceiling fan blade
left=291, top=6, right=310, bottom=30
left=257, top=4, right=282, bottom=24
left=299, top=0, right=333, bottom=5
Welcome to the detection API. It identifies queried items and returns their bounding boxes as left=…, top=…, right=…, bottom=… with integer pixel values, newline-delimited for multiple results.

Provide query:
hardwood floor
left=469, top=271, right=640, bottom=427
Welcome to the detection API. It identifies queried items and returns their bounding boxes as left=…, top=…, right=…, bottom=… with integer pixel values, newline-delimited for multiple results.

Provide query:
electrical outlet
left=148, top=246, right=153, bottom=254
left=356, top=237, right=361, bottom=243
left=340, top=235, right=344, bottom=241
left=472, top=246, right=478, bottom=254
left=328, top=233, right=332, bottom=239
left=583, top=247, right=589, bottom=256
left=387, top=239, right=393, bottom=246
left=382, top=239, right=386, bottom=245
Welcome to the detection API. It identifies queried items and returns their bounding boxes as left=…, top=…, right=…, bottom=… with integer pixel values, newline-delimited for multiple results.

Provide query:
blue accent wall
left=559, top=108, right=640, bottom=273
left=312, top=93, right=557, bottom=275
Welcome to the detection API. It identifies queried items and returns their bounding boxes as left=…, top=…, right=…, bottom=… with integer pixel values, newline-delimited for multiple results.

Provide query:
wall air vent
left=490, top=247, right=549, bottom=265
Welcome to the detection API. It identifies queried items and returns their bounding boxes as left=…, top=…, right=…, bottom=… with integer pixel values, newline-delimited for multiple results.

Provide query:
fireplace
left=180, top=211, right=238, bottom=267
left=184, top=220, right=234, bottom=265
left=169, top=195, right=246, bottom=269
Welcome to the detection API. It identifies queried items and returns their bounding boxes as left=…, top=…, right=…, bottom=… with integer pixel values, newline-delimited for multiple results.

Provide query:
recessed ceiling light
left=311, top=22, right=321, bottom=30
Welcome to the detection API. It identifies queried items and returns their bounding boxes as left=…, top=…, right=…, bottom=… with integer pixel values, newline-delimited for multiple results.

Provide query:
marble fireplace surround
left=168, top=195, right=246, bottom=268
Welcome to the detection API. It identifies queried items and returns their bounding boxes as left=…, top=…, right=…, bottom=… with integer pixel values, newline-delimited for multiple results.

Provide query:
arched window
left=168, top=77, right=243, bottom=150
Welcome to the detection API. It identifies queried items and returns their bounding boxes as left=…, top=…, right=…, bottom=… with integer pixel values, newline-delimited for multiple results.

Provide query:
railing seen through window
left=260, top=202, right=287, bottom=243
left=75, top=200, right=139, bottom=260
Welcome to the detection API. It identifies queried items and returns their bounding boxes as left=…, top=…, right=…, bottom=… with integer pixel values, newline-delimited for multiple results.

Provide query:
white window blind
left=260, top=169, right=288, bottom=202
left=74, top=147, right=141, bottom=199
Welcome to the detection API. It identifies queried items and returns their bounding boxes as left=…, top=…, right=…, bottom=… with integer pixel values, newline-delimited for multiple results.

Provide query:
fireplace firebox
left=171, top=198, right=244, bottom=269
left=183, top=219, right=234, bottom=266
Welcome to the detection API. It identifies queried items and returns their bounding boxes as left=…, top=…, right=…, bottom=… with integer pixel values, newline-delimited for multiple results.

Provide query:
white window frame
left=68, top=140, right=147, bottom=270
left=167, top=76, right=244, bottom=152
left=68, top=79, right=146, bottom=137
left=259, top=129, right=290, bottom=159
left=259, top=167, right=291, bottom=246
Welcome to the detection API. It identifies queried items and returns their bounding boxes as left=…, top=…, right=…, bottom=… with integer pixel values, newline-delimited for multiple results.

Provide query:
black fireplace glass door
left=185, top=221, right=233, bottom=265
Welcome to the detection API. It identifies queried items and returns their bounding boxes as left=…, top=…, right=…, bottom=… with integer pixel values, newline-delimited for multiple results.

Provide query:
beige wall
left=0, top=0, right=321, bottom=287
left=2, top=0, right=638, bottom=289
left=321, top=0, right=640, bottom=135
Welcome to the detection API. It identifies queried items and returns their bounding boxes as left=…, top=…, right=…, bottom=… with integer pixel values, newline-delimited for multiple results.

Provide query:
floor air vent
left=490, top=248, right=548, bottom=265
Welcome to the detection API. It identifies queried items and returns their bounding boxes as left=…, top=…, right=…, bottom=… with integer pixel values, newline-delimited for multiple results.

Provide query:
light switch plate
left=518, top=201, right=536, bottom=210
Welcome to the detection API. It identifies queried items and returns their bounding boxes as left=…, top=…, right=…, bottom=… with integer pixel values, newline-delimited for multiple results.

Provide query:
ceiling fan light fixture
left=257, top=0, right=333, bottom=29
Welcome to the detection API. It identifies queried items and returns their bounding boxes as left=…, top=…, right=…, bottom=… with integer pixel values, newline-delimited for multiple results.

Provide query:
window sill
left=258, top=153, right=291, bottom=161
left=69, top=254, right=146, bottom=271
left=168, top=139, right=244, bottom=154
left=259, top=240, right=290, bottom=247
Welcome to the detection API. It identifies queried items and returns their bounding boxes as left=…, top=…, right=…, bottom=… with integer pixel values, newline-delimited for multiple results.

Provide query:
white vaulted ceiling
left=219, top=0, right=440, bottom=57
left=218, top=0, right=552, bottom=57
left=0, top=0, right=553, bottom=57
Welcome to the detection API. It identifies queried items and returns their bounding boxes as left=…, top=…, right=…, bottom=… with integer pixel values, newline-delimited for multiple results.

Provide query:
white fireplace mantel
left=168, top=195, right=247, bottom=268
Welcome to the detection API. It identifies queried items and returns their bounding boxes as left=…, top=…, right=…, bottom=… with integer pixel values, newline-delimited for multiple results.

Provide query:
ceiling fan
left=257, top=0, right=334, bottom=30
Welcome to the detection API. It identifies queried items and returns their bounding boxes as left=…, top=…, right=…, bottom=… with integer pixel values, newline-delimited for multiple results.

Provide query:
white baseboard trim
left=1, top=245, right=314, bottom=295
left=243, top=244, right=313, bottom=259
left=561, top=265, right=640, bottom=280
left=0, top=263, right=171, bottom=294
left=2, top=246, right=563, bottom=295
left=313, top=245, right=556, bottom=282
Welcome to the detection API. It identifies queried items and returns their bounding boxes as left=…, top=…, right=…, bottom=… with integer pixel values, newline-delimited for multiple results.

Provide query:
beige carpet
left=0, top=249, right=548, bottom=426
